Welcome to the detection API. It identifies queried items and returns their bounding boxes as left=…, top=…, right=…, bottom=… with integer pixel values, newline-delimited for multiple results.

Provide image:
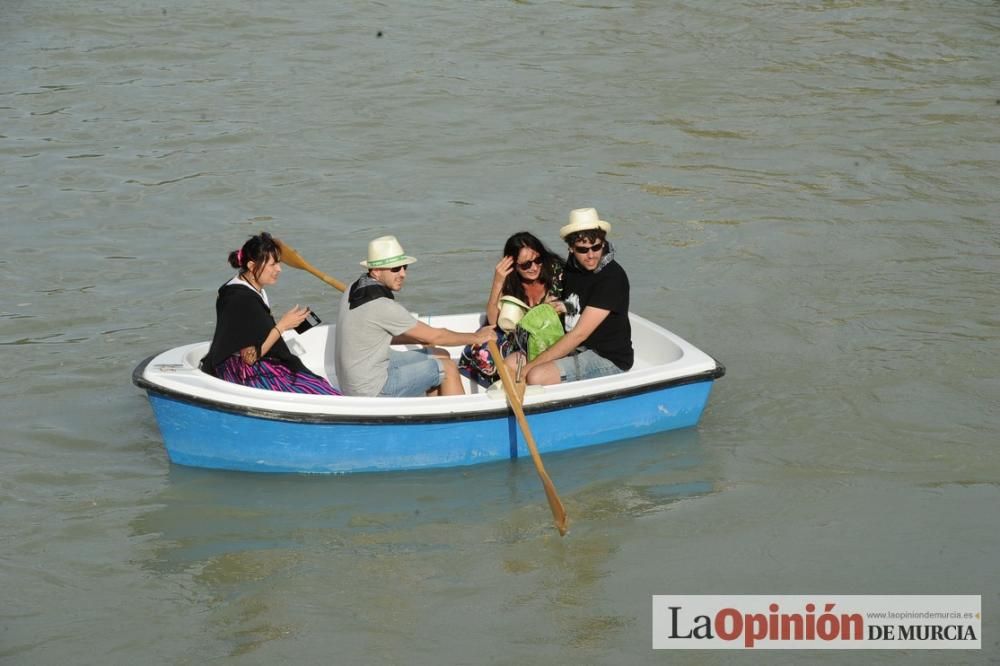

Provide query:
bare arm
left=485, top=256, right=514, bottom=327
left=393, top=321, right=496, bottom=347
left=239, top=305, right=310, bottom=364
left=522, top=306, right=610, bottom=373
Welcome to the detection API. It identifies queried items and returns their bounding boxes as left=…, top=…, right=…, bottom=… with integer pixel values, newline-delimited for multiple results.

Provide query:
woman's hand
left=493, top=256, right=514, bottom=285
left=276, top=305, right=310, bottom=333
left=239, top=345, right=259, bottom=365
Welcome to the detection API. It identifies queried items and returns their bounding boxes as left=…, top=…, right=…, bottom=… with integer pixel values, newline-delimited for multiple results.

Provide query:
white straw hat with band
left=559, top=207, right=611, bottom=240
left=361, top=235, right=417, bottom=269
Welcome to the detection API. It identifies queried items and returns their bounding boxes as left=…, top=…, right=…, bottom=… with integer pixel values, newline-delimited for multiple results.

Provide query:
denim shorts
left=553, top=348, right=623, bottom=383
left=379, top=349, right=445, bottom=397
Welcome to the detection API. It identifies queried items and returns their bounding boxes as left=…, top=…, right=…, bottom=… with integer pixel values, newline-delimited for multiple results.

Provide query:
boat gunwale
left=132, top=353, right=725, bottom=426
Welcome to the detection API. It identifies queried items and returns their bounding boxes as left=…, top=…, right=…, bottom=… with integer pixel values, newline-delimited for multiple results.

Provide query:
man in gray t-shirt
left=334, top=236, right=495, bottom=397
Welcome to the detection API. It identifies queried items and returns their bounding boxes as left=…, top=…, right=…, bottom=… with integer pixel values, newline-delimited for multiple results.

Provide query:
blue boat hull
left=145, top=379, right=717, bottom=474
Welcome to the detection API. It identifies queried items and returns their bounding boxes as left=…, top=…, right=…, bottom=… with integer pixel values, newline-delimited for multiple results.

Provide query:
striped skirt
left=216, top=355, right=341, bottom=395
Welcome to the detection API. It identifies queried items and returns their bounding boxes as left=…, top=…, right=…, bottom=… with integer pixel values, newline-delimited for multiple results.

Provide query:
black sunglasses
left=389, top=264, right=408, bottom=273
left=571, top=241, right=605, bottom=255
left=517, top=257, right=543, bottom=270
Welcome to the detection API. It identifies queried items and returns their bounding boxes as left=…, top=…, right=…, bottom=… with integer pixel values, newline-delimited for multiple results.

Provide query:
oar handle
left=304, top=265, right=348, bottom=293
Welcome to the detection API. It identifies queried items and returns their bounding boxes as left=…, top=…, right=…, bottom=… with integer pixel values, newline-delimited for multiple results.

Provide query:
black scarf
left=348, top=274, right=394, bottom=310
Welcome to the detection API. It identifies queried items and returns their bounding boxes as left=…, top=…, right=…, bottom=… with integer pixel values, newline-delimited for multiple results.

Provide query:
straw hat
left=559, top=207, right=611, bottom=240
left=497, top=295, right=529, bottom=332
left=360, top=235, right=417, bottom=269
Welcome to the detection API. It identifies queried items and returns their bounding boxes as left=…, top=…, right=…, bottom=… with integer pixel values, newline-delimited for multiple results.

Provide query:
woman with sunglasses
left=200, top=232, right=340, bottom=395
left=486, top=231, right=566, bottom=327
left=460, top=232, right=566, bottom=384
left=515, top=208, right=634, bottom=385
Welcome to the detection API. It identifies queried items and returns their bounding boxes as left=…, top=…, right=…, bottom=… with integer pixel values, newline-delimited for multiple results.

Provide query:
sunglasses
left=389, top=264, right=408, bottom=273
left=571, top=242, right=605, bottom=255
left=516, top=257, right=543, bottom=270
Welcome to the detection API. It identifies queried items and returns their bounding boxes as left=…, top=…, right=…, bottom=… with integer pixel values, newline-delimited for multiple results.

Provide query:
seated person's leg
left=544, top=349, right=621, bottom=385
left=425, top=347, right=452, bottom=361
left=421, top=347, right=465, bottom=397
left=436, top=357, right=464, bottom=396
left=379, top=349, right=446, bottom=397
left=525, top=360, right=562, bottom=386
left=503, top=351, right=524, bottom=375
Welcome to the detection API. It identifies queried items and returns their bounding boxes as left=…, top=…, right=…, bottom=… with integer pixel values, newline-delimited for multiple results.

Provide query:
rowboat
left=132, top=312, right=725, bottom=474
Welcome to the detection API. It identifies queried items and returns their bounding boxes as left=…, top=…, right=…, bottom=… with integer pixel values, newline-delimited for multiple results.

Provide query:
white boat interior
left=138, top=312, right=721, bottom=418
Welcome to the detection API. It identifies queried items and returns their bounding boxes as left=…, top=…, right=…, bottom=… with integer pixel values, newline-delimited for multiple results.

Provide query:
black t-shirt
left=562, top=258, right=634, bottom=370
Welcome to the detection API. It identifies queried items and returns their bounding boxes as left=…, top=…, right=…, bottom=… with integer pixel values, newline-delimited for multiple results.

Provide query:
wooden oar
left=274, top=238, right=348, bottom=293
left=489, top=340, right=568, bottom=536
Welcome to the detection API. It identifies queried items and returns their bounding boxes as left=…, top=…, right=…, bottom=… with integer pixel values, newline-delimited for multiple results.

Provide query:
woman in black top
left=200, top=232, right=340, bottom=395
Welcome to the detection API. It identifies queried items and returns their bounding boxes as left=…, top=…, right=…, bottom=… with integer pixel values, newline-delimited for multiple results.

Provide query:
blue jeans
left=553, top=348, right=623, bottom=382
left=379, top=349, right=445, bottom=397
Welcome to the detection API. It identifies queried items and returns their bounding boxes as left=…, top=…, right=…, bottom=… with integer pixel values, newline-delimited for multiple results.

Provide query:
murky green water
left=2, top=0, right=997, bottom=663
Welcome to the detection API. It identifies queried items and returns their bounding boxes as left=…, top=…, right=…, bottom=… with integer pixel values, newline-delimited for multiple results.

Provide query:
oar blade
left=542, top=476, right=568, bottom=535
left=274, top=237, right=348, bottom=293
left=488, top=340, right=568, bottom=536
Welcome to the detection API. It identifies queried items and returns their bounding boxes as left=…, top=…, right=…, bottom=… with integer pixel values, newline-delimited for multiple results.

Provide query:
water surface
left=2, top=0, right=998, bottom=663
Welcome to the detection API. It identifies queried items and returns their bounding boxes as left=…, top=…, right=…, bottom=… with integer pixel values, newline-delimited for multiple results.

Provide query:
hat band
left=367, top=254, right=408, bottom=267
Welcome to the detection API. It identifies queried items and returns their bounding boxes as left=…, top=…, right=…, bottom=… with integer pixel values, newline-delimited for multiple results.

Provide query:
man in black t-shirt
left=519, top=207, right=634, bottom=385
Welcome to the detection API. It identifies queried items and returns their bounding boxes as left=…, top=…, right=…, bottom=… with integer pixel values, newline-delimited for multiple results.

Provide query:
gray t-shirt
left=334, top=289, right=417, bottom=396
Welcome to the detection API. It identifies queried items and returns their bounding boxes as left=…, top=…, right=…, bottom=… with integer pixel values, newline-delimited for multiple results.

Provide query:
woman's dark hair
left=228, top=232, right=281, bottom=282
left=501, top=232, right=563, bottom=303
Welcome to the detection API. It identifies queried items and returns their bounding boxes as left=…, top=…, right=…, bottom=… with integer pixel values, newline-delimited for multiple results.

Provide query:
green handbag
left=517, top=304, right=565, bottom=361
